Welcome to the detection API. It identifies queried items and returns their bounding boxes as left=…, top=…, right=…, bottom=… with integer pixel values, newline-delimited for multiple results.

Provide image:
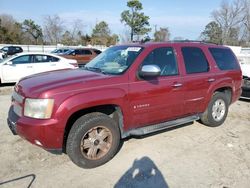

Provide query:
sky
left=0, top=0, right=225, bottom=40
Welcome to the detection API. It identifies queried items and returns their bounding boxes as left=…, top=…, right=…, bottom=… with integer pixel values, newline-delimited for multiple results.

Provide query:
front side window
left=209, top=48, right=240, bottom=70
left=85, top=46, right=144, bottom=75
left=141, top=47, right=178, bottom=76
left=182, top=47, right=209, bottom=74
left=12, top=55, right=31, bottom=64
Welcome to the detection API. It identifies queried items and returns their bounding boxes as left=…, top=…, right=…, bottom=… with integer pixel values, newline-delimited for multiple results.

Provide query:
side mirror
left=72, top=52, right=76, bottom=56
left=6, top=61, right=13, bottom=65
left=139, top=65, right=161, bottom=78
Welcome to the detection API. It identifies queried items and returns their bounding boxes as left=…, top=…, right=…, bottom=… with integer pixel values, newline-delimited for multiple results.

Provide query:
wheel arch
left=62, top=104, right=124, bottom=153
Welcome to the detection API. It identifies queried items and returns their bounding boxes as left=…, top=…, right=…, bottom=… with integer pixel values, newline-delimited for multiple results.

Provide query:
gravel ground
left=0, top=86, right=250, bottom=188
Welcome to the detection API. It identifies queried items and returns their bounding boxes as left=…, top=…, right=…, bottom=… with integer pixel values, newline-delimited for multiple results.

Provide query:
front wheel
left=66, top=112, right=121, bottom=168
left=200, top=92, right=229, bottom=127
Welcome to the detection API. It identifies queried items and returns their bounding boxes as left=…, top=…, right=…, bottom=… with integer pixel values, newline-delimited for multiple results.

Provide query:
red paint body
left=10, top=42, right=242, bottom=150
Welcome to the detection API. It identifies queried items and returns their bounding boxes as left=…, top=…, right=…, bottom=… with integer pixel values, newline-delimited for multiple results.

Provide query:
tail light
left=70, top=62, right=78, bottom=68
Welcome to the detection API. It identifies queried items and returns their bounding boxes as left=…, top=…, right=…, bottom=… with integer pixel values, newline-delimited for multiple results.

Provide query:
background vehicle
left=60, top=48, right=102, bottom=67
left=0, top=52, right=78, bottom=84
left=228, top=46, right=250, bottom=99
left=7, top=42, right=242, bottom=168
left=1, top=46, right=23, bottom=56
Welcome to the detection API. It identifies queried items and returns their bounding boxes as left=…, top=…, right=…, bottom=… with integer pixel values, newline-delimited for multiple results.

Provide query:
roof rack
left=170, top=40, right=219, bottom=45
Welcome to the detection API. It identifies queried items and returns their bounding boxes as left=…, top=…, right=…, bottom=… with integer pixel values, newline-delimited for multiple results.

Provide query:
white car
left=0, top=52, right=78, bottom=84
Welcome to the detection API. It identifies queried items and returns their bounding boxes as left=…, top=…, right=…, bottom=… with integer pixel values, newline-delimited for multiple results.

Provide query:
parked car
left=1, top=46, right=23, bottom=56
left=230, top=47, right=250, bottom=99
left=7, top=42, right=242, bottom=168
left=238, top=55, right=250, bottom=99
left=51, top=48, right=71, bottom=55
left=0, top=52, right=78, bottom=84
left=60, top=48, right=102, bottom=67
left=0, top=50, right=7, bottom=59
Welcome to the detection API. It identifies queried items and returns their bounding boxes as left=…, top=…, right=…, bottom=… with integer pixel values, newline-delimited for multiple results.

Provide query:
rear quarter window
left=209, top=48, right=240, bottom=70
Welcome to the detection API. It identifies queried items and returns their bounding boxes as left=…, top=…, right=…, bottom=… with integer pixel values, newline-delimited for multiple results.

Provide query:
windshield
left=65, top=49, right=74, bottom=55
left=85, top=46, right=143, bottom=75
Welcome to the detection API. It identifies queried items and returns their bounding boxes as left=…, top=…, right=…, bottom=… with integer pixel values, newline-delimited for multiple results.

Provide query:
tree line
left=0, top=0, right=250, bottom=46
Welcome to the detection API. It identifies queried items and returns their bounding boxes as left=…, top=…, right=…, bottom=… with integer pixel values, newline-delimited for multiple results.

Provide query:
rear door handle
left=208, top=78, right=215, bottom=82
left=172, top=83, right=183, bottom=88
left=50, top=64, right=56, bottom=66
left=27, top=66, right=33, bottom=68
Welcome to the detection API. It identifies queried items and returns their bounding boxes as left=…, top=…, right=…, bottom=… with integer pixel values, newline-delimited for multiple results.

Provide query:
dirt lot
left=0, top=86, right=250, bottom=188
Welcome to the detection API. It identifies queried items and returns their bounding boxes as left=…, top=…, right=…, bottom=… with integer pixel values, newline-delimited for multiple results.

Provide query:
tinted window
left=12, top=55, right=31, bottom=64
left=94, top=50, right=102, bottom=54
left=75, top=50, right=81, bottom=55
left=182, top=47, right=209, bottom=74
left=83, top=50, right=92, bottom=55
left=209, top=48, right=240, bottom=70
left=141, top=47, right=178, bottom=76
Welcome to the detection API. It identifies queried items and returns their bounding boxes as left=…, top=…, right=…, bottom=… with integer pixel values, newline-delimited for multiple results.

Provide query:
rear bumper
left=7, top=106, right=63, bottom=153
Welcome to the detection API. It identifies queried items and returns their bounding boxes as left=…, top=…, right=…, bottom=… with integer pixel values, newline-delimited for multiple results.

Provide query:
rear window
left=209, top=48, right=240, bottom=70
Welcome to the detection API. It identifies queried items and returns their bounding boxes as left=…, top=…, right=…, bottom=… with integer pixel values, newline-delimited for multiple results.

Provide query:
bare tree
left=243, top=0, right=250, bottom=43
left=43, top=15, right=64, bottom=44
left=212, top=0, right=246, bottom=45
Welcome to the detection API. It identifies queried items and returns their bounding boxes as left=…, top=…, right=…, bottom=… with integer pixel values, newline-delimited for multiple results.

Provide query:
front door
left=2, top=55, right=34, bottom=82
left=128, top=47, right=184, bottom=129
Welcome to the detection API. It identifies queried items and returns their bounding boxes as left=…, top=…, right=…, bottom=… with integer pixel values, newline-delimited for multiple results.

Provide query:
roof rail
left=170, top=40, right=219, bottom=45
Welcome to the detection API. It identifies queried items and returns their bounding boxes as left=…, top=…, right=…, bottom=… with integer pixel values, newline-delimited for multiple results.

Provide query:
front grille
left=12, top=91, right=24, bottom=117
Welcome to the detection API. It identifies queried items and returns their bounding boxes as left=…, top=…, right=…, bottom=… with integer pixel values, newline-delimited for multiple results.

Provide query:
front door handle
left=27, top=66, right=33, bottom=68
left=208, top=78, right=215, bottom=82
left=172, top=83, right=183, bottom=88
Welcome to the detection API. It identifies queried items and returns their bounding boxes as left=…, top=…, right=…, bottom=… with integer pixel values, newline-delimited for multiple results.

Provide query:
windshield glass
left=85, top=46, right=143, bottom=75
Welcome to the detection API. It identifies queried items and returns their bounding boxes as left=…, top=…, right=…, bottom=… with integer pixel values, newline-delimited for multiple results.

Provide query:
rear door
left=2, top=55, right=34, bottom=82
left=33, top=55, right=61, bottom=74
left=77, top=49, right=93, bottom=64
left=180, top=47, right=212, bottom=114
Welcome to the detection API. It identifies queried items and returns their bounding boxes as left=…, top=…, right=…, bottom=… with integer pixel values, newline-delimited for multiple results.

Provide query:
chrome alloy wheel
left=212, top=99, right=226, bottom=122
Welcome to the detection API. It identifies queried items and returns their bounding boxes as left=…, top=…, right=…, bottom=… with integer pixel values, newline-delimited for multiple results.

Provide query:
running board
left=122, top=115, right=200, bottom=138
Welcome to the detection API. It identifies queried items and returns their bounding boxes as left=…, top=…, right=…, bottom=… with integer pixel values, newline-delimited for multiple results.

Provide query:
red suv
left=7, top=42, right=242, bottom=168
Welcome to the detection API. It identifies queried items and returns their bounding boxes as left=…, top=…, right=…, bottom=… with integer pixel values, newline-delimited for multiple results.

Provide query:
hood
left=16, top=69, right=114, bottom=98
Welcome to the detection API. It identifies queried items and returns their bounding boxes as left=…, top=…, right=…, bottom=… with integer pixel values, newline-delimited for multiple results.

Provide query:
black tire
left=200, top=92, right=229, bottom=127
left=66, top=112, right=121, bottom=168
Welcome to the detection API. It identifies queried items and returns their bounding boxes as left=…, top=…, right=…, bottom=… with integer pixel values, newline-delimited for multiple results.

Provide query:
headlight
left=24, top=98, right=54, bottom=119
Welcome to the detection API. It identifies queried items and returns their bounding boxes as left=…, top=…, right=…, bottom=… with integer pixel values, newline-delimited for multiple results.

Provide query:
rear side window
left=94, top=50, right=102, bottom=54
left=209, top=48, right=239, bottom=70
left=182, top=47, right=209, bottom=74
left=83, top=50, right=92, bottom=55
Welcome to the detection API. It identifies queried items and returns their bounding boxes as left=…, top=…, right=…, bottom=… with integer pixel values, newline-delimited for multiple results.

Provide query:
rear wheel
left=200, top=92, right=229, bottom=127
left=66, top=112, right=121, bottom=168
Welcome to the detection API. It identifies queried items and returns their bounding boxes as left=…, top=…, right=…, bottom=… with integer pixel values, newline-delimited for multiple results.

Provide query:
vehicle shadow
left=114, top=156, right=169, bottom=188
left=0, top=83, right=15, bottom=87
left=0, top=174, right=36, bottom=188
left=239, top=98, right=250, bottom=102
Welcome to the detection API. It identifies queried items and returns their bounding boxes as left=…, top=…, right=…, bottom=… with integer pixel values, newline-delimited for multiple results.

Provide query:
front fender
left=53, top=88, right=128, bottom=130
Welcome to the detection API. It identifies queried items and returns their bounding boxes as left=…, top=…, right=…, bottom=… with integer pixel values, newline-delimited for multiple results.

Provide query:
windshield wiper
left=84, top=66, right=108, bottom=75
